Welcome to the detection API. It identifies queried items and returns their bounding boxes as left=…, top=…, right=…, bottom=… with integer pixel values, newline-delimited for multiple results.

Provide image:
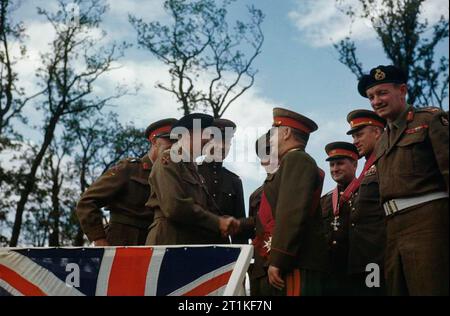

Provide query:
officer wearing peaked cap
left=259, top=107, right=329, bottom=296
left=245, top=132, right=278, bottom=296
left=344, top=109, right=387, bottom=295
left=198, top=118, right=247, bottom=244
left=359, top=64, right=449, bottom=296
left=321, top=142, right=358, bottom=295
left=76, top=118, right=177, bottom=246
left=145, top=113, right=240, bottom=246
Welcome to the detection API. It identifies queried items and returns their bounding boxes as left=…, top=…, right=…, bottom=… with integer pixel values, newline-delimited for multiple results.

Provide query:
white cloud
left=289, top=0, right=449, bottom=47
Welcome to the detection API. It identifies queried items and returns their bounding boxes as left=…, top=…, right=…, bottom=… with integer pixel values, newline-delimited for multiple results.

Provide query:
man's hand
left=94, top=238, right=109, bottom=247
left=268, top=265, right=285, bottom=290
left=219, top=216, right=239, bottom=238
left=228, top=218, right=241, bottom=236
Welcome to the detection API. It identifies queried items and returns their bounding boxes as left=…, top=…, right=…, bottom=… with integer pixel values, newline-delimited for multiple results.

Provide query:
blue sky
left=8, top=0, right=450, bottom=213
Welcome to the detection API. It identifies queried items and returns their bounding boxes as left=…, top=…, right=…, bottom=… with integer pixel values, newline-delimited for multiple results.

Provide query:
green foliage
left=335, top=0, right=449, bottom=108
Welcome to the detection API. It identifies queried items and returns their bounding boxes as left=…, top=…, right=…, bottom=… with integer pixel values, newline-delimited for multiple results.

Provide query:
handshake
left=218, top=216, right=241, bottom=238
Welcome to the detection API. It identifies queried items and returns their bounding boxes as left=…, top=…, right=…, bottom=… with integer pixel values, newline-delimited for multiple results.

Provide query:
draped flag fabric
left=0, top=245, right=252, bottom=296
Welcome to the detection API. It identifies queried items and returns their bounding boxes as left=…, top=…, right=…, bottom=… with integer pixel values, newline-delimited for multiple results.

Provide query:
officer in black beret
left=359, top=65, right=449, bottom=296
left=146, top=113, right=240, bottom=245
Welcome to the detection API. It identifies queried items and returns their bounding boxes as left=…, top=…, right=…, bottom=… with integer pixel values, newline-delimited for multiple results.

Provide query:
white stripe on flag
left=0, top=279, right=24, bottom=296
left=95, top=248, right=116, bottom=296
left=206, top=284, right=227, bottom=296
left=0, top=250, right=85, bottom=296
left=144, top=247, right=165, bottom=296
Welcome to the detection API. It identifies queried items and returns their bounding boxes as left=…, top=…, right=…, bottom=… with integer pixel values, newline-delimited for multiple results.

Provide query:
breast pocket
left=395, top=130, right=427, bottom=175
left=355, top=174, right=382, bottom=222
left=181, top=173, right=209, bottom=206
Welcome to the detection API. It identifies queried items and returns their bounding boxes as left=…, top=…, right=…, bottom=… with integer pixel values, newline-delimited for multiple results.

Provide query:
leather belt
left=383, top=191, right=448, bottom=216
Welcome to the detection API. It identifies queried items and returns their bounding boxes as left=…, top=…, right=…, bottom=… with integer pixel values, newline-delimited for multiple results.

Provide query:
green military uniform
left=145, top=113, right=226, bottom=245
left=359, top=65, right=449, bottom=296
left=254, top=108, right=329, bottom=296
left=76, top=155, right=153, bottom=245
left=320, top=142, right=358, bottom=295
left=245, top=134, right=275, bottom=296
left=321, top=187, right=355, bottom=294
left=346, top=111, right=386, bottom=295
left=76, top=118, right=177, bottom=246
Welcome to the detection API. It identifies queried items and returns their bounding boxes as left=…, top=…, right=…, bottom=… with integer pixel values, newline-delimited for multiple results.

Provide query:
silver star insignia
left=263, top=236, right=272, bottom=252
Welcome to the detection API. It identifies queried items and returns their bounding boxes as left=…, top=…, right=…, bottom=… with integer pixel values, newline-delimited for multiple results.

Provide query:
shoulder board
left=415, top=107, right=442, bottom=114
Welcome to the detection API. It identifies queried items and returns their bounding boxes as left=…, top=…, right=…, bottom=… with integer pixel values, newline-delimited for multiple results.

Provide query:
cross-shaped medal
left=331, top=216, right=340, bottom=231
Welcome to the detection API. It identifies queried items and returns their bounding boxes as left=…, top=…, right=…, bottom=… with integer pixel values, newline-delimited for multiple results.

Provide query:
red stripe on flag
left=182, top=270, right=233, bottom=296
left=0, top=264, right=46, bottom=296
left=107, top=248, right=153, bottom=296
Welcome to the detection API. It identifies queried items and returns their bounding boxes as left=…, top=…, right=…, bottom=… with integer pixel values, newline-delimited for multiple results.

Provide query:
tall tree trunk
left=9, top=114, right=60, bottom=246
left=48, top=168, right=61, bottom=247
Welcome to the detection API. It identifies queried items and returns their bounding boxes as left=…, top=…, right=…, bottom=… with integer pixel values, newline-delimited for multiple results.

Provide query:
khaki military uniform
left=256, top=149, right=329, bottom=296
left=198, top=161, right=247, bottom=243
left=375, top=106, right=449, bottom=296
left=76, top=155, right=153, bottom=245
left=146, top=150, right=225, bottom=245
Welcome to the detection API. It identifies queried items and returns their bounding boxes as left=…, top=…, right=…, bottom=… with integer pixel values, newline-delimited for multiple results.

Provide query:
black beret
left=358, top=65, right=407, bottom=97
left=144, top=118, right=178, bottom=141
left=171, top=113, right=214, bottom=131
left=325, top=141, right=359, bottom=161
left=212, top=118, right=236, bottom=139
left=346, top=109, right=386, bottom=135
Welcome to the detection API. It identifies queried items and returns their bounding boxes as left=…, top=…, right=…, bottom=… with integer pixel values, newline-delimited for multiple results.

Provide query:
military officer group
left=76, top=65, right=449, bottom=296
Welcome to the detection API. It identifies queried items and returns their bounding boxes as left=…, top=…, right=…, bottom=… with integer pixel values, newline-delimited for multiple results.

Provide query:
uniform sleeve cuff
left=269, top=248, right=296, bottom=271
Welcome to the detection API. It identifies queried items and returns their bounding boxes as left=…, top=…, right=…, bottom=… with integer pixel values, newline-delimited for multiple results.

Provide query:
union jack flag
left=0, top=245, right=252, bottom=296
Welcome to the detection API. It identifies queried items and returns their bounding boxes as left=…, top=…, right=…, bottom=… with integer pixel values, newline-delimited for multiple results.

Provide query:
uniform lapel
left=375, top=132, right=388, bottom=162
left=386, top=109, right=409, bottom=156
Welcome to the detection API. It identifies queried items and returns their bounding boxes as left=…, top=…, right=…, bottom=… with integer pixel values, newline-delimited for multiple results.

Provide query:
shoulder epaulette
left=415, top=106, right=442, bottom=114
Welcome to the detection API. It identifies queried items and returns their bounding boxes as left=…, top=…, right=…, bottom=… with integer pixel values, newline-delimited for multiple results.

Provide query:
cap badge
left=374, top=69, right=386, bottom=81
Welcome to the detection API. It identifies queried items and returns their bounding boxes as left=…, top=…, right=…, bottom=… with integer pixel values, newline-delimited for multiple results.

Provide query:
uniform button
left=332, top=240, right=337, bottom=245
left=228, top=193, right=232, bottom=197
left=214, top=180, right=218, bottom=184
left=351, top=223, right=355, bottom=227
left=213, top=194, right=216, bottom=197
left=352, top=208, right=356, bottom=211
left=213, top=172, right=217, bottom=175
